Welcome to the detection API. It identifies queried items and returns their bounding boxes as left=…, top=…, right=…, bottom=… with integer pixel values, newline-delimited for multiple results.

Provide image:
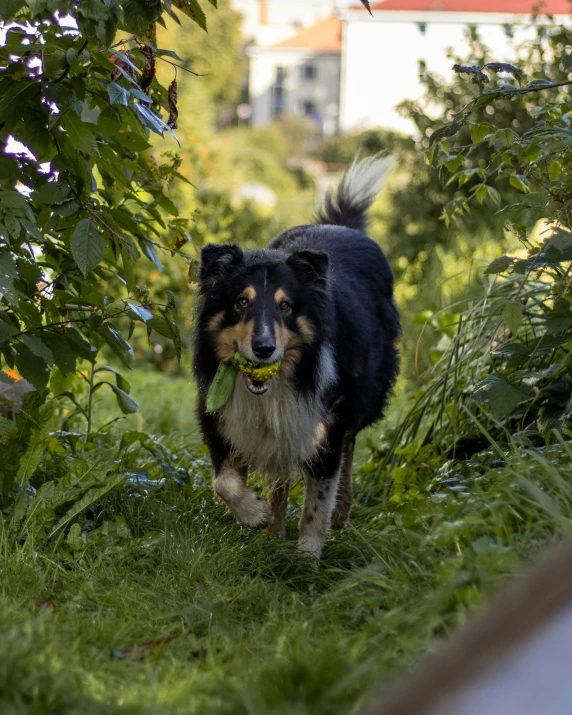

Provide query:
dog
left=193, top=154, right=400, bottom=558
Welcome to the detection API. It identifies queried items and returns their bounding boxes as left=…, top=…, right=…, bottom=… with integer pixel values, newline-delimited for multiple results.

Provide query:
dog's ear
left=200, top=244, right=243, bottom=289
left=287, top=250, right=329, bottom=289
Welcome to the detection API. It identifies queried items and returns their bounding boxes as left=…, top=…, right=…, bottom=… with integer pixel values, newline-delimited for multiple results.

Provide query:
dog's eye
left=236, top=297, right=249, bottom=309
left=278, top=300, right=291, bottom=312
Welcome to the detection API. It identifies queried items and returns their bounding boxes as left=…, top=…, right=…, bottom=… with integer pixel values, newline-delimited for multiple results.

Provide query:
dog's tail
left=314, top=153, right=394, bottom=233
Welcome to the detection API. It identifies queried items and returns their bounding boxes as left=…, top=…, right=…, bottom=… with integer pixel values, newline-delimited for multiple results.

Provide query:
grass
left=2, top=366, right=571, bottom=714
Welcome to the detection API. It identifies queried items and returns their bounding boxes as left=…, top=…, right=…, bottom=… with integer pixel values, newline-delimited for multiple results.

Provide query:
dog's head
left=199, top=244, right=329, bottom=394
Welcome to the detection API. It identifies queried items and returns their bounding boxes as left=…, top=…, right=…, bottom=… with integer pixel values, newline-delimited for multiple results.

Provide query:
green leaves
left=62, top=111, right=97, bottom=154
left=71, top=219, right=107, bottom=277
left=0, top=0, right=196, bottom=521
left=473, top=374, right=523, bottom=419
left=107, top=82, right=130, bottom=107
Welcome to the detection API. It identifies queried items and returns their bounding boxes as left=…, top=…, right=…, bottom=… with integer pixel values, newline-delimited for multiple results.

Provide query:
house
left=241, top=0, right=571, bottom=135
left=247, top=16, right=343, bottom=133
left=339, top=0, right=572, bottom=133
left=231, top=0, right=341, bottom=47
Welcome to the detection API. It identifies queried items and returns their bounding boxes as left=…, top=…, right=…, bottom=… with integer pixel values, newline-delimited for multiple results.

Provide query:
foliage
left=156, top=0, right=244, bottom=121
left=0, top=0, right=221, bottom=504
left=384, top=21, right=572, bottom=467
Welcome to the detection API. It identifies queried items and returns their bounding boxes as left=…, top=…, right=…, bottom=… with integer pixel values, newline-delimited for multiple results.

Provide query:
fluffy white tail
left=314, top=153, right=394, bottom=232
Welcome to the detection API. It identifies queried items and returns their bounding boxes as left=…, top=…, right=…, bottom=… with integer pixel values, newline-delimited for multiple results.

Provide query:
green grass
left=2, top=367, right=571, bottom=714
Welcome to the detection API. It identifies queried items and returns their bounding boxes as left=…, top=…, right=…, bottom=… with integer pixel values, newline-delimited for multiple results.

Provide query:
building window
left=271, top=66, right=286, bottom=119
left=300, top=63, right=317, bottom=81
left=417, top=22, right=426, bottom=35
left=301, top=100, right=316, bottom=117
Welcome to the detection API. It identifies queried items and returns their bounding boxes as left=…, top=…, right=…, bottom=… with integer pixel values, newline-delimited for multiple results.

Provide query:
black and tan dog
left=193, top=155, right=400, bottom=558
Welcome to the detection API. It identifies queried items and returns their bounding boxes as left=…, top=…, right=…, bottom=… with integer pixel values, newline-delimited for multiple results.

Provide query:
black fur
left=193, top=155, right=400, bottom=554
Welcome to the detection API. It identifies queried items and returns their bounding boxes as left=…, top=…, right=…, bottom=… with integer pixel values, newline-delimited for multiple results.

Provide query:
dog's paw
left=298, top=535, right=324, bottom=560
left=234, top=492, right=274, bottom=528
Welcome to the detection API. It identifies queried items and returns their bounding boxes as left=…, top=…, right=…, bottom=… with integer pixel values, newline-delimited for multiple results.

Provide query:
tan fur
left=331, top=436, right=354, bottom=529
left=242, top=286, right=256, bottom=301
left=274, top=288, right=289, bottom=304
left=279, top=317, right=314, bottom=379
left=297, top=316, right=314, bottom=344
left=268, top=479, right=290, bottom=539
left=207, top=311, right=225, bottom=335
left=215, top=319, right=255, bottom=362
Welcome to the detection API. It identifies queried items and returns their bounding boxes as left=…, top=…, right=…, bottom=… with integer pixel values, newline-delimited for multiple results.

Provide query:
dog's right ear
left=200, top=244, right=243, bottom=289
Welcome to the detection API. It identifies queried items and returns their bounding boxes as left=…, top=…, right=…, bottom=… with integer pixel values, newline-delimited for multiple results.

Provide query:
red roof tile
left=360, top=0, right=570, bottom=12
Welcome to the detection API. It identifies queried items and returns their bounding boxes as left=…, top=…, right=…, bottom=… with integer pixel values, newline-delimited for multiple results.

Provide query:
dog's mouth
left=244, top=374, right=271, bottom=395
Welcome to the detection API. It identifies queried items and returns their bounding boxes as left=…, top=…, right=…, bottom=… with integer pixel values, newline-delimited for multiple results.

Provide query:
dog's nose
left=252, top=341, right=276, bottom=360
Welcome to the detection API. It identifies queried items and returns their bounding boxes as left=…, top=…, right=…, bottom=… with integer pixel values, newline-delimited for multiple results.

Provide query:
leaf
left=497, top=128, right=516, bottom=147
left=183, top=0, right=207, bottom=30
left=484, top=62, right=522, bottom=79
left=469, top=123, right=491, bottom=144
left=473, top=374, right=523, bottom=419
left=485, top=255, right=513, bottom=275
left=525, top=79, right=554, bottom=89
left=138, top=237, right=163, bottom=271
left=108, top=49, right=138, bottom=73
left=167, top=77, right=178, bottom=129
left=16, top=429, right=49, bottom=486
left=71, top=219, right=107, bottom=277
left=48, top=472, right=126, bottom=540
left=101, top=381, right=138, bottom=414
left=0, top=415, right=17, bottom=438
left=21, top=335, right=54, bottom=365
left=14, top=343, right=49, bottom=390
left=503, top=302, right=523, bottom=334
left=0, top=190, right=26, bottom=209
left=360, top=0, right=372, bottom=15
left=97, top=106, right=121, bottom=137
left=428, top=121, right=463, bottom=147
left=128, top=303, right=154, bottom=323
left=99, top=324, right=134, bottom=369
left=107, top=82, right=130, bottom=107
left=509, top=174, right=531, bottom=193
left=62, top=111, right=96, bottom=154
left=486, top=185, right=501, bottom=206
left=0, top=320, right=16, bottom=346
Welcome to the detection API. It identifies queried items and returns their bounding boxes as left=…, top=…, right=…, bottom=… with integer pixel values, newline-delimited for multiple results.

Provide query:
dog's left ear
left=200, top=244, right=243, bottom=289
left=287, top=250, right=329, bottom=289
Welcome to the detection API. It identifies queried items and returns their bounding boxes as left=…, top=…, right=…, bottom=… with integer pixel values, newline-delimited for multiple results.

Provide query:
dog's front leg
left=200, top=410, right=274, bottom=528
left=299, top=443, right=343, bottom=559
left=214, top=457, right=274, bottom=528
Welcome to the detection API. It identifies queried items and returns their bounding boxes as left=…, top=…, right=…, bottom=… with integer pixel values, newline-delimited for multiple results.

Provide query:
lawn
left=1, top=367, right=570, bottom=715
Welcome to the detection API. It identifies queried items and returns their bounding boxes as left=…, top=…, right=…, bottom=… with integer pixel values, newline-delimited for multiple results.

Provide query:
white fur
left=339, top=153, right=394, bottom=210
left=214, top=466, right=274, bottom=527
left=219, top=344, right=337, bottom=479
left=298, top=464, right=341, bottom=559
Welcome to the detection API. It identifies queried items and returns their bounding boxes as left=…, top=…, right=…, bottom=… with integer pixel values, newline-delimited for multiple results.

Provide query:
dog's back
left=268, top=154, right=399, bottom=433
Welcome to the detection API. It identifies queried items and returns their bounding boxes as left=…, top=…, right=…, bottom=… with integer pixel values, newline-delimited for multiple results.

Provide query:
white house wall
left=340, top=13, right=564, bottom=134
left=248, top=50, right=341, bottom=128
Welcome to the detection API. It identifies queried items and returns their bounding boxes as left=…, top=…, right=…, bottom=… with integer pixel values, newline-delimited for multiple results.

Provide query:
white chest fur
left=218, top=345, right=336, bottom=478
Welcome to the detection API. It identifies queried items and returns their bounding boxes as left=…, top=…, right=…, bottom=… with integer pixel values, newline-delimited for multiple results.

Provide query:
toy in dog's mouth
left=205, top=353, right=281, bottom=413
left=239, top=360, right=281, bottom=396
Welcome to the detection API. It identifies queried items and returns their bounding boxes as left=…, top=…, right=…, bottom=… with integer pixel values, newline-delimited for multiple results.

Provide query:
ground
left=1, top=368, right=569, bottom=715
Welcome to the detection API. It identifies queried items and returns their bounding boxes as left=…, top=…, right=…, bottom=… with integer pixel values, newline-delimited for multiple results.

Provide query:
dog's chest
left=219, top=376, right=325, bottom=477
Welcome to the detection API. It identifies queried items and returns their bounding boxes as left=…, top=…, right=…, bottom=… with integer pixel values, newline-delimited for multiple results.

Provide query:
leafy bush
left=385, top=21, right=572, bottom=466
left=0, top=0, right=217, bottom=510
